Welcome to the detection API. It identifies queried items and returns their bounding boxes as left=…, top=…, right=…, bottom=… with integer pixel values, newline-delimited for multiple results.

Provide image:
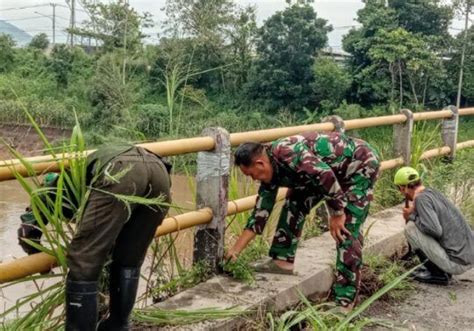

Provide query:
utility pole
left=34, top=9, right=56, bottom=45
left=456, top=1, right=473, bottom=109
left=68, top=0, right=75, bottom=47
left=51, top=3, right=56, bottom=45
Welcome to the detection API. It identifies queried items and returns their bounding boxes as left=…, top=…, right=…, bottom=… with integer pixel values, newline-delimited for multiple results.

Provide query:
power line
left=0, top=4, right=52, bottom=12
left=1, top=15, right=69, bottom=22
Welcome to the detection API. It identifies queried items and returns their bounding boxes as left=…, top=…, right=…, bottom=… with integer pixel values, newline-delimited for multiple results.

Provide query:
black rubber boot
left=97, top=266, right=140, bottom=331
left=413, top=250, right=450, bottom=285
left=65, top=279, right=98, bottom=331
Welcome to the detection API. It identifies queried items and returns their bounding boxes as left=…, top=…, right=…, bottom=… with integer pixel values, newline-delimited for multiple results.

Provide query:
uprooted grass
left=132, top=306, right=251, bottom=328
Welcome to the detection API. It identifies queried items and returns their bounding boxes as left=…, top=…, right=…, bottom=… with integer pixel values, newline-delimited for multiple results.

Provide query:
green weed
left=266, top=264, right=421, bottom=330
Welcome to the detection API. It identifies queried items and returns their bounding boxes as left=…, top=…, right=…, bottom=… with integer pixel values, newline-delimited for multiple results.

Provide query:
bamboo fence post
left=193, top=127, right=230, bottom=271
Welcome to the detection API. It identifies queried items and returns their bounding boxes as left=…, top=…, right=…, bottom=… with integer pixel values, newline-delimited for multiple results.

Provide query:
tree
left=342, top=0, right=452, bottom=108
left=452, top=0, right=474, bottom=107
left=369, top=28, right=443, bottom=108
left=28, top=33, right=50, bottom=50
left=163, top=0, right=234, bottom=40
left=342, top=0, right=398, bottom=105
left=225, top=5, right=258, bottom=91
left=163, top=0, right=246, bottom=91
left=245, top=1, right=332, bottom=111
left=0, top=33, right=16, bottom=73
left=74, top=0, right=152, bottom=54
left=48, top=44, right=74, bottom=88
left=311, top=57, right=351, bottom=110
left=389, top=0, right=453, bottom=38
left=449, top=25, right=474, bottom=106
left=89, top=52, right=141, bottom=131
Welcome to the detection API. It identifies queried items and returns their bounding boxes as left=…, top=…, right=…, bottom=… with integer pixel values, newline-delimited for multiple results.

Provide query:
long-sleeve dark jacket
left=410, top=188, right=474, bottom=265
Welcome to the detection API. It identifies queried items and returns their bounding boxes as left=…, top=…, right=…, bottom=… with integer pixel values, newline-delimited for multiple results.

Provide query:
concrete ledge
left=146, top=206, right=407, bottom=330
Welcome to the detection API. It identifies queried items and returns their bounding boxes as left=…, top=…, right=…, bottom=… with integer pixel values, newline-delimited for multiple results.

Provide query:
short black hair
left=234, top=142, right=264, bottom=167
left=407, top=179, right=422, bottom=189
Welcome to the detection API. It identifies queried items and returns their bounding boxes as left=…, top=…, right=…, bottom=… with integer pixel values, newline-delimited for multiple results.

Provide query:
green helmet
left=394, top=167, right=420, bottom=186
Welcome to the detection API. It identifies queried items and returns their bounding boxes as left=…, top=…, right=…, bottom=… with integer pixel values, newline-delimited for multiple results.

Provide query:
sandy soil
left=364, top=268, right=474, bottom=331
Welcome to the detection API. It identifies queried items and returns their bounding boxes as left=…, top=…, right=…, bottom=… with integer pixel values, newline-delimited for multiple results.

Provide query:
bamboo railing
left=1, top=108, right=473, bottom=181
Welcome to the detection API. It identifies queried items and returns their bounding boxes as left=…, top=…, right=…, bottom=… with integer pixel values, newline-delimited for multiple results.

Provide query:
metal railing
left=0, top=106, right=473, bottom=283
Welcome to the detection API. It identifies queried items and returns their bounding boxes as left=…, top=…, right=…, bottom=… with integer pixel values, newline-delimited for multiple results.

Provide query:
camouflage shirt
left=246, top=131, right=380, bottom=234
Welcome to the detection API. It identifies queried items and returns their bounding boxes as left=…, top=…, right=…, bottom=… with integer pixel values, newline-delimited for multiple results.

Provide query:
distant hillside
left=0, top=20, right=32, bottom=46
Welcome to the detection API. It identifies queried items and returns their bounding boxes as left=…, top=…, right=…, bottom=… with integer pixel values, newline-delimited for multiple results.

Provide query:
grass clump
left=266, top=263, right=421, bottom=331
left=132, top=306, right=249, bottom=327
left=360, top=254, right=415, bottom=301
left=221, top=237, right=269, bottom=286
left=149, top=261, right=212, bottom=303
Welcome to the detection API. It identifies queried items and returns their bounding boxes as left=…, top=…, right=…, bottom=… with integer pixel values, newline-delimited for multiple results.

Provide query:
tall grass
left=0, top=106, right=169, bottom=329
left=410, top=121, right=441, bottom=170
left=0, top=112, right=87, bottom=329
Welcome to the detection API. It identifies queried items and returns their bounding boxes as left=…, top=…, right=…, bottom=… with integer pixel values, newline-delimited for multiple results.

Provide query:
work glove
left=18, top=209, right=43, bottom=255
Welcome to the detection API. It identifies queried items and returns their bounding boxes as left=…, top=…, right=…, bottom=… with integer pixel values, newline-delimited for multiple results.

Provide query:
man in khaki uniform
left=19, top=144, right=171, bottom=331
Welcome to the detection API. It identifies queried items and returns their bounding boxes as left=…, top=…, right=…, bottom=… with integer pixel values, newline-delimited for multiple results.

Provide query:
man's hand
left=224, top=229, right=257, bottom=263
left=225, top=247, right=240, bottom=263
left=403, top=205, right=415, bottom=222
left=329, top=213, right=350, bottom=244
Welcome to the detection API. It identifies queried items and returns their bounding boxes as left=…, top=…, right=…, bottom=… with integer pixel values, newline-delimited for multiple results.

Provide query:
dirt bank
left=0, top=123, right=71, bottom=160
left=365, top=268, right=474, bottom=330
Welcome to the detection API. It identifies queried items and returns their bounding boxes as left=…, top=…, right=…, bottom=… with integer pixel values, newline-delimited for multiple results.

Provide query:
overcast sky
left=0, top=0, right=467, bottom=48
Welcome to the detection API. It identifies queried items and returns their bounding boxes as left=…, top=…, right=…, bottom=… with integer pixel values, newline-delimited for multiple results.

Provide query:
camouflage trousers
left=333, top=199, right=370, bottom=307
left=269, top=189, right=323, bottom=263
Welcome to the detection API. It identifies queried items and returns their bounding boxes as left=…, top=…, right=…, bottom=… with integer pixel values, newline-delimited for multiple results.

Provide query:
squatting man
left=225, top=131, right=380, bottom=310
left=394, top=166, right=474, bottom=285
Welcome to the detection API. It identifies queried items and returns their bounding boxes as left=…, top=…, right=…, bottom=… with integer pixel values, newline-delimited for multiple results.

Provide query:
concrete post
left=193, top=127, right=230, bottom=271
left=441, top=105, right=459, bottom=161
left=393, top=109, right=414, bottom=165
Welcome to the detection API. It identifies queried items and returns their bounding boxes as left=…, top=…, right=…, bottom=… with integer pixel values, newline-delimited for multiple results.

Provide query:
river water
left=0, top=175, right=198, bottom=317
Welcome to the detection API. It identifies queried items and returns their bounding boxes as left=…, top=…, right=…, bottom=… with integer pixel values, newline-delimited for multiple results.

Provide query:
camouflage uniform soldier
left=226, top=131, right=380, bottom=309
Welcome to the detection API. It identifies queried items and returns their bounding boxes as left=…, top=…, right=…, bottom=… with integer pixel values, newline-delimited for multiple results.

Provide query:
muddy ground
left=365, top=268, right=474, bottom=331
left=0, top=123, right=71, bottom=160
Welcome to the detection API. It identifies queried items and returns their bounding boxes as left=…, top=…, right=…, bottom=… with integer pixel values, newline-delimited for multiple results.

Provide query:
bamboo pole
left=0, top=253, right=58, bottom=283
left=344, top=115, right=407, bottom=130
left=380, top=157, right=405, bottom=171
left=229, top=123, right=334, bottom=145
left=457, top=140, right=474, bottom=149
left=412, top=110, right=453, bottom=121
left=420, top=146, right=452, bottom=160
left=459, top=107, right=474, bottom=116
